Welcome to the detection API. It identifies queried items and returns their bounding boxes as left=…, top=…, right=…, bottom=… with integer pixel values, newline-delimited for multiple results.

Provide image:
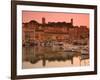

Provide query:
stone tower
left=42, top=17, right=46, bottom=24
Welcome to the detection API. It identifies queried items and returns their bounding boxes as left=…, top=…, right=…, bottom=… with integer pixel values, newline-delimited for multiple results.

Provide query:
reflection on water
left=22, top=45, right=89, bottom=69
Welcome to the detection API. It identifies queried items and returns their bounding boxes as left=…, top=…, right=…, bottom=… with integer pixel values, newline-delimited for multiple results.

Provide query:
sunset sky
left=22, top=11, right=89, bottom=28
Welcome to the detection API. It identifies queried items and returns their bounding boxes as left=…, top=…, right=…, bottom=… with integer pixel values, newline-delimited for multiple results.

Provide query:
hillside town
left=22, top=18, right=89, bottom=47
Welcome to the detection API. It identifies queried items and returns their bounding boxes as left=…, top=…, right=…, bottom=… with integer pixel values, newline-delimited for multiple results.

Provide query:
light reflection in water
left=22, top=45, right=89, bottom=69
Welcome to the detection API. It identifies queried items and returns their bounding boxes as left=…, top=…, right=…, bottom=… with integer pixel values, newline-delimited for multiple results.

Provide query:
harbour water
left=22, top=58, right=89, bottom=69
left=22, top=44, right=89, bottom=69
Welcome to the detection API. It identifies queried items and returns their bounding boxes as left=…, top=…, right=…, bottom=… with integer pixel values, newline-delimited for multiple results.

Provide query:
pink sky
left=22, top=11, right=89, bottom=28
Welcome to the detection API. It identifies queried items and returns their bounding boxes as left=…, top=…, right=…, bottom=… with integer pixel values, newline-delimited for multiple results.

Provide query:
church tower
left=71, top=18, right=73, bottom=26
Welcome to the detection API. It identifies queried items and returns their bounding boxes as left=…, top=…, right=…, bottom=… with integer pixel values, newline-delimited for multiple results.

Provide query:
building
left=22, top=18, right=89, bottom=46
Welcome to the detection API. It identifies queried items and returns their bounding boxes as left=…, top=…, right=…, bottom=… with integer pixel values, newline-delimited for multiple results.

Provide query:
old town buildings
left=22, top=18, right=89, bottom=46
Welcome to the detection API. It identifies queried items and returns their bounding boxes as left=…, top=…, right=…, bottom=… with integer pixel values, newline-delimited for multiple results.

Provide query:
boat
left=81, top=48, right=89, bottom=55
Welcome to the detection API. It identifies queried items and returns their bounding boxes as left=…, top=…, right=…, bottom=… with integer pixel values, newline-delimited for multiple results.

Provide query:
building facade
left=22, top=18, right=89, bottom=46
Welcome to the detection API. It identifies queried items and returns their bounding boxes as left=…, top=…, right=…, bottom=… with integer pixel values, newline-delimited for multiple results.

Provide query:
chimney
left=42, top=17, right=46, bottom=24
left=71, top=18, right=73, bottom=26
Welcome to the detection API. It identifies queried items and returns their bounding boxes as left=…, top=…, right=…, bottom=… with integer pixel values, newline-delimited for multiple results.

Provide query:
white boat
left=81, top=48, right=89, bottom=55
